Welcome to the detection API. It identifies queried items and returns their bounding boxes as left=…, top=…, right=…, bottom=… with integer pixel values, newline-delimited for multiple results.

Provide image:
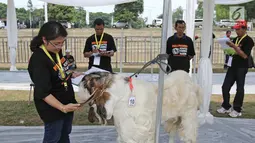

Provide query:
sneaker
left=217, top=107, right=231, bottom=114
left=229, top=110, right=242, bottom=118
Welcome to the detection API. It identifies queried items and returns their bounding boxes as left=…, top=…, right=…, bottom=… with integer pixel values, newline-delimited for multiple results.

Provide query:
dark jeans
left=221, top=67, right=248, bottom=112
left=43, top=114, right=73, bottom=143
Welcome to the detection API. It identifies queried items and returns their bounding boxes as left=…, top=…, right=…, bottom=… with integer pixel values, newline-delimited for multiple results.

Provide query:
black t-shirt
left=28, top=48, right=77, bottom=123
left=83, top=33, right=117, bottom=72
left=231, top=35, right=254, bottom=68
left=166, top=33, right=195, bottom=72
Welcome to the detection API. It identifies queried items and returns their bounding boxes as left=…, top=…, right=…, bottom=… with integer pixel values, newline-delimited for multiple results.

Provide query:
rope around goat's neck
left=129, top=54, right=171, bottom=78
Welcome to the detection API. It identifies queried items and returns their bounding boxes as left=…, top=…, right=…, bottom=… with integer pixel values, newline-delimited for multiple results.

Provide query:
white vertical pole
left=120, top=28, right=124, bottom=73
left=150, top=30, right=153, bottom=76
left=111, top=9, right=114, bottom=27
left=155, top=0, right=172, bottom=142
left=183, top=9, right=186, bottom=21
left=86, top=10, right=90, bottom=27
left=7, top=0, right=18, bottom=71
left=44, top=2, right=48, bottom=23
left=197, top=0, right=215, bottom=125
left=186, top=0, right=197, bottom=76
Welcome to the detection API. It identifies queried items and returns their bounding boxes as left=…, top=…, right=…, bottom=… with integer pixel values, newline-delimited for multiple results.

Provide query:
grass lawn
left=0, top=90, right=254, bottom=126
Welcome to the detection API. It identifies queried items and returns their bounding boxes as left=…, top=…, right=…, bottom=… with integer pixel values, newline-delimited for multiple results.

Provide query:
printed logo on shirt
left=92, top=41, right=108, bottom=51
left=172, top=44, right=188, bottom=56
left=52, top=57, right=72, bottom=80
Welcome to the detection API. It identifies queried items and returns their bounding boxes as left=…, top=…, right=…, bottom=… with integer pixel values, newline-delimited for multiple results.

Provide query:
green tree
left=16, top=8, right=29, bottom=22
left=73, top=7, right=86, bottom=28
left=157, top=14, right=162, bottom=19
left=33, top=8, right=44, bottom=28
left=172, top=6, right=183, bottom=22
left=48, top=4, right=76, bottom=22
left=195, top=2, right=203, bottom=19
left=114, top=0, right=143, bottom=28
left=215, top=5, right=229, bottom=21
left=131, top=17, right=146, bottom=29
left=89, top=12, right=112, bottom=28
left=0, top=2, right=7, bottom=19
left=157, top=6, right=183, bottom=23
left=27, top=0, right=33, bottom=12
left=27, top=0, right=33, bottom=28
left=239, top=1, right=255, bottom=21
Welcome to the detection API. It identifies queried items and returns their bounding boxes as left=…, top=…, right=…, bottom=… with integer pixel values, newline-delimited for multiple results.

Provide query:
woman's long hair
left=30, top=21, right=68, bottom=52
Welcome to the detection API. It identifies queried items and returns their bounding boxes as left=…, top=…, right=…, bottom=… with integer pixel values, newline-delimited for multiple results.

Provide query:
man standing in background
left=217, top=21, right=254, bottom=117
left=83, top=18, right=117, bottom=73
left=166, top=20, right=195, bottom=73
left=223, top=30, right=232, bottom=69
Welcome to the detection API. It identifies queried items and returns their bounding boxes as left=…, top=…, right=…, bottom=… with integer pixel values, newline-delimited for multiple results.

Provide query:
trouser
left=221, top=67, right=248, bottom=112
left=224, top=55, right=230, bottom=69
left=43, top=114, right=73, bottom=143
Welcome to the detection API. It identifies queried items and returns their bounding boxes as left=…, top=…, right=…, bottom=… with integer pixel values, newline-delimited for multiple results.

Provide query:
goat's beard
left=88, top=104, right=107, bottom=125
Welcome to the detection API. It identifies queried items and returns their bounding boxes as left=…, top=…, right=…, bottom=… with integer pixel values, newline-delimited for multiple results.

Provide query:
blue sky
left=0, top=0, right=186, bottom=21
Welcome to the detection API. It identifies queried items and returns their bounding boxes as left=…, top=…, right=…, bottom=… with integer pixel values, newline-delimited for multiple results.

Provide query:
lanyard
left=235, top=34, right=247, bottom=46
left=94, top=33, right=104, bottom=49
left=41, top=45, right=68, bottom=89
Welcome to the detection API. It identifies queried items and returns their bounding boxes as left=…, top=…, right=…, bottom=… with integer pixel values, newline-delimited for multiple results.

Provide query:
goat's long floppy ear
left=96, top=92, right=111, bottom=105
left=77, top=81, right=91, bottom=103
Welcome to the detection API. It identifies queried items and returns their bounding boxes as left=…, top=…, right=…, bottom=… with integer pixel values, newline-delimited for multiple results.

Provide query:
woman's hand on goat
left=72, top=72, right=84, bottom=78
left=60, top=103, right=81, bottom=113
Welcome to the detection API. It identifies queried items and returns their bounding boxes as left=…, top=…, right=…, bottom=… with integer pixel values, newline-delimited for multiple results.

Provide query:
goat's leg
left=179, top=109, right=198, bottom=143
left=169, top=132, right=175, bottom=143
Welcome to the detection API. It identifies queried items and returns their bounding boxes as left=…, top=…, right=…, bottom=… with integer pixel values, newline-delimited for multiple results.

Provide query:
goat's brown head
left=78, top=72, right=114, bottom=125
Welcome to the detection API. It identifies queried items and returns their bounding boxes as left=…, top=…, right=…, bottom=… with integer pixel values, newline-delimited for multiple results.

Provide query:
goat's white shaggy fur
left=79, top=70, right=202, bottom=143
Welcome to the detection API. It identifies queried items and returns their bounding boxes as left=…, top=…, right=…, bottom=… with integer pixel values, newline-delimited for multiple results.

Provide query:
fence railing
left=0, top=36, right=255, bottom=67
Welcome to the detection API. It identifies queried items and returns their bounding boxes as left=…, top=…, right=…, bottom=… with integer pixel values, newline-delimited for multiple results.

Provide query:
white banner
left=230, top=6, right=245, bottom=21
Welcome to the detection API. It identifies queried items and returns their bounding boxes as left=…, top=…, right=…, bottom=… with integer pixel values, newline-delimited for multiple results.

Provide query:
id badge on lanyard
left=93, top=33, right=104, bottom=65
left=228, top=34, right=247, bottom=67
left=235, top=34, right=247, bottom=47
left=94, top=33, right=104, bottom=50
left=41, top=45, right=68, bottom=91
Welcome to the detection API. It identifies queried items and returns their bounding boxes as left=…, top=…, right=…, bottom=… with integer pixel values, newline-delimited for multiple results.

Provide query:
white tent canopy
left=39, top=0, right=137, bottom=7
left=6, top=0, right=254, bottom=142
left=198, top=0, right=253, bottom=5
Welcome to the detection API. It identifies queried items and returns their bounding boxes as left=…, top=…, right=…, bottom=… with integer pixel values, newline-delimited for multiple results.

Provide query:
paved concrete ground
left=1, top=70, right=255, bottom=94
left=0, top=118, right=254, bottom=143
left=2, top=70, right=255, bottom=84
left=0, top=71, right=254, bottom=143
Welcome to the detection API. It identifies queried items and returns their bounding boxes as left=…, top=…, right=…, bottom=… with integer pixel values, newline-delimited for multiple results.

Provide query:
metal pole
left=150, top=30, right=153, bottom=76
left=120, top=28, right=124, bottom=73
left=155, top=0, right=171, bottom=142
left=44, top=2, right=48, bottom=23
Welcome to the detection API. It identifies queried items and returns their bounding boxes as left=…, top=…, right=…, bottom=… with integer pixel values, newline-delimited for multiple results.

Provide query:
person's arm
left=43, top=95, right=80, bottom=113
left=226, top=38, right=254, bottom=59
left=100, top=35, right=117, bottom=57
left=188, top=38, right=196, bottom=60
left=83, top=37, right=94, bottom=58
left=166, top=37, right=172, bottom=56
